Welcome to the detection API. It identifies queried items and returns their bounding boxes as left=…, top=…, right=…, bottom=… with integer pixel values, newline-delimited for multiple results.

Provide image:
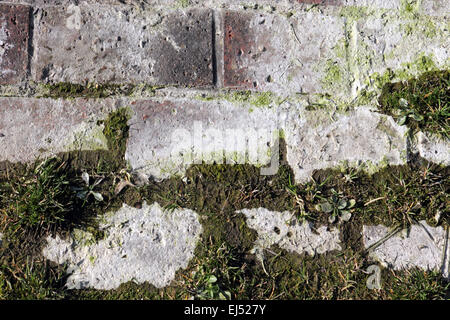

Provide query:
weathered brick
left=32, top=5, right=213, bottom=86
left=223, top=10, right=347, bottom=96
left=0, top=4, right=30, bottom=84
left=125, top=98, right=278, bottom=181
left=351, top=9, right=449, bottom=96
left=420, top=0, right=450, bottom=17
left=0, top=97, right=116, bottom=164
left=284, top=107, right=408, bottom=183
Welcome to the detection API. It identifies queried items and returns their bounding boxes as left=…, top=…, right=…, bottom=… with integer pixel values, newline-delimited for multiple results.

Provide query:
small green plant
left=342, top=167, right=360, bottom=183
left=315, top=189, right=356, bottom=223
left=73, top=172, right=104, bottom=204
left=394, top=98, right=425, bottom=125
left=303, top=176, right=330, bottom=203
left=194, top=274, right=231, bottom=300
left=184, top=242, right=244, bottom=300
left=285, top=175, right=312, bottom=222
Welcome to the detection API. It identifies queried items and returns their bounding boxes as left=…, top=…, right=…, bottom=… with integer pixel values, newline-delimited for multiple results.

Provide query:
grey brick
left=32, top=5, right=213, bottom=86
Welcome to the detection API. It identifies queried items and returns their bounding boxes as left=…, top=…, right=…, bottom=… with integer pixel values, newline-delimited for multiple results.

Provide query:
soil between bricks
left=0, top=139, right=449, bottom=299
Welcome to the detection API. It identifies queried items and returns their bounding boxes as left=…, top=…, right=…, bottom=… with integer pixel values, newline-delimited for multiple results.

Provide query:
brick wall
left=0, top=0, right=449, bottom=295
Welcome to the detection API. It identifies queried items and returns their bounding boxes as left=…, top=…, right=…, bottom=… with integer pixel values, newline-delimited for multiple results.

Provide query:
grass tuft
left=378, top=70, right=449, bottom=138
left=0, top=158, right=74, bottom=236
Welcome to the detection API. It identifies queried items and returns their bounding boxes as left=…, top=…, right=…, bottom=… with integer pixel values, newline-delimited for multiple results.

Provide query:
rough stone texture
left=0, top=97, right=115, bottom=164
left=223, top=10, right=348, bottom=97
left=0, top=96, right=409, bottom=181
left=125, top=98, right=279, bottom=181
left=284, top=106, right=408, bottom=183
left=1, top=0, right=179, bottom=7
left=32, top=5, right=213, bottom=86
left=125, top=99, right=411, bottom=183
left=421, top=0, right=450, bottom=17
left=43, top=202, right=203, bottom=290
left=222, top=5, right=448, bottom=104
left=351, top=8, right=449, bottom=98
left=239, top=207, right=342, bottom=260
left=414, top=132, right=450, bottom=166
left=3, top=0, right=446, bottom=14
left=0, top=4, right=30, bottom=84
left=363, top=221, right=449, bottom=279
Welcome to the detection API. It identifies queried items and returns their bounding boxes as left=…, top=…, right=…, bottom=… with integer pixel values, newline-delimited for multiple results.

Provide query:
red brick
left=224, top=11, right=266, bottom=89
left=0, top=4, right=30, bottom=84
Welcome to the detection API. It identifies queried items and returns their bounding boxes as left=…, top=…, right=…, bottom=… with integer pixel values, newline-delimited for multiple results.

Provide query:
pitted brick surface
left=32, top=5, right=213, bottom=86
left=0, top=97, right=116, bottom=164
left=0, top=4, right=30, bottom=84
left=125, top=98, right=279, bottom=181
left=223, top=10, right=348, bottom=96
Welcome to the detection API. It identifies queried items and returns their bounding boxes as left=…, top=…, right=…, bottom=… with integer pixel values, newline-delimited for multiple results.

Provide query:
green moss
left=333, top=38, right=348, bottom=60
left=368, top=69, right=396, bottom=90
left=323, top=59, right=343, bottom=85
left=178, top=0, right=190, bottom=8
left=397, top=54, right=438, bottom=80
left=331, top=2, right=447, bottom=109
left=339, top=6, right=372, bottom=24
left=39, top=82, right=125, bottom=99
left=399, top=0, right=439, bottom=38
left=197, top=90, right=280, bottom=108
left=100, top=107, right=132, bottom=169
left=64, top=122, right=109, bottom=152
left=400, top=0, right=419, bottom=15
left=38, top=82, right=163, bottom=99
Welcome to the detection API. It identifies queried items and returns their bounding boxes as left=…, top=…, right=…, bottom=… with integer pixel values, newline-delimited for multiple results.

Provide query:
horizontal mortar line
left=0, top=86, right=317, bottom=100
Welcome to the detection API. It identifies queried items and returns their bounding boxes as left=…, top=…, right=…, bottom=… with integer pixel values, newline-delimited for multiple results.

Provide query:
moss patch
left=197, top=90, right=281, bottom=109
left=100, top=108, right=131, bottom=166
left=38, top=82, right=163, bottom=99
left=39, top=83, right=126, bottom=99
